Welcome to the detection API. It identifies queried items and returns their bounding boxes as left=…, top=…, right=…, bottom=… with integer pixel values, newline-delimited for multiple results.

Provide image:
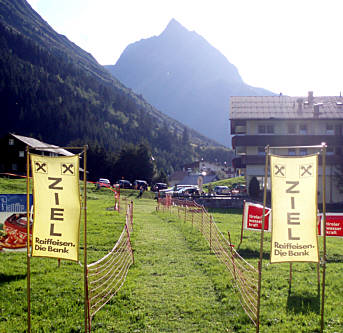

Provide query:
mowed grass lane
left=92, top=196, right=245, bottom=332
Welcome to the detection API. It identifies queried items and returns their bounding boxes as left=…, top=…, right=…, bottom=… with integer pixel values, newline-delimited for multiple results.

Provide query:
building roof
left=11, top=133, right=74, bottom=156
left=229, top=94, right=343, bottom=120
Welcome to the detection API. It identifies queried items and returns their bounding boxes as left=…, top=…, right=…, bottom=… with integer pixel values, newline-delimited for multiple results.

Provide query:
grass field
left=0, top=178, right=342, bottom=332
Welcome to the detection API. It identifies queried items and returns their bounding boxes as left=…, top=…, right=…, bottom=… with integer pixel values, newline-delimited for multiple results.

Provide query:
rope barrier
left=157, top=196, right=259, bottom=326
left=86, top=202, right=134, bottom=330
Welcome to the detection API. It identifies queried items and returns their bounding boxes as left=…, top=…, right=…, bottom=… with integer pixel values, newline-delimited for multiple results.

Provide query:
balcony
left=235, top=154, right=343, bottom=166
left=232, top=135, right=343, bottom=148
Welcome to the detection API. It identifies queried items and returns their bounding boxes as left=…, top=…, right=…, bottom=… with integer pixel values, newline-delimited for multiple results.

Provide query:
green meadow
left=0, top=178, right=342, bottom=332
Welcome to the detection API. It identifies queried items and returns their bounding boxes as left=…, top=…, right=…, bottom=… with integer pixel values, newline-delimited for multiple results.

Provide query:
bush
left=248, top=176, right=260, bottom=198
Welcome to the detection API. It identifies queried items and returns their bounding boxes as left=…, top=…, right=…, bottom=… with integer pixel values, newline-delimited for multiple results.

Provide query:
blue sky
left=27, top=0, right=343, bottom=97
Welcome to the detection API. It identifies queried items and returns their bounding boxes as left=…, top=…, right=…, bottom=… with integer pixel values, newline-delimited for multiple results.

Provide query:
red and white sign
left=243, top=202, right=272, bottom=232
left=318, top=213, right=343, bottom=237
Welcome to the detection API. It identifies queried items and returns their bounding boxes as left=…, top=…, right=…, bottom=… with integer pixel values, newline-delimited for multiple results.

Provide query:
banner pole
left=320, top=143, right=327, bottom=333
left=288, top=263, right=293, bottom=295
left=317, top=262, right=320, bottom=296
left=210, top=215, right=212, bottom=254
left=228, top=231, right=236, bottom=280
left=238, top=200, right=246, bottom=250
left=26, top=146, right=31, bottom=333
left=256, top=145, right=269, bottom=333
left=82, top=146, right=90, bottom=333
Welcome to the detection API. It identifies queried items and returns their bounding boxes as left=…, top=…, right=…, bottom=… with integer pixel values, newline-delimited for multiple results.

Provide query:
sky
left=27, top=0, right=343, bottom=97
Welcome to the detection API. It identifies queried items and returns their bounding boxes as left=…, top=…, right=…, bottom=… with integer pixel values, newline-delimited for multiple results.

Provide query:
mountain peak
left=110, top=18, right=274, bottom=145
left=161, top=18, right=189, bottom=36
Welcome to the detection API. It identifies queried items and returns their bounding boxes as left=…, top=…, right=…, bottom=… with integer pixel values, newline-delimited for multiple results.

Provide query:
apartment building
left=230, top=92, right=343, bottom=203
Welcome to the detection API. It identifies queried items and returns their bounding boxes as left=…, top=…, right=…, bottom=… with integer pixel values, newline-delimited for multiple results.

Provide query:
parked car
left=155, top=187, right=174, bottom=199
left=133, top=180, right=148, bottom=190
left=156, top=185, right=197, bottom=199
left=117, top=180, right=132, bottom=189
left=98, top=178, right=111, bottom=188
left=175, top=186, right=200, bottom=197
left=152, top=183, right=168, bottom=192
left=214, top=185, right=230, bottom=195
left=231, top=184, right=247, bottom=196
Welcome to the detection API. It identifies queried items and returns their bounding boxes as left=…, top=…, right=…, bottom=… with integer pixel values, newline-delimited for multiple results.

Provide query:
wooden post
left=228, top=231, right=236, bottom=280
left=320, top=143, right=327, bottom=333
left=288, top=263, right=293, bottom=295
left=130, top=201, right=134, bottom=231
left=83, top=146, right=90, bottom=333
left=210, top=215, right=213, bottom=253
left=26, top=146, right=31, bottom=333
left=238, top=200, right=246, bottom=250
left=256, top=145, right=269, bottom=333
left=317, top=262, right=321, bottom=296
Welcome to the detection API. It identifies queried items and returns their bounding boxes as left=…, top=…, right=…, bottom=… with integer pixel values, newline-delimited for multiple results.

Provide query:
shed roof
left=11, top=133, right=74, bottom=156
left=229, top=95, right=343, bottom=120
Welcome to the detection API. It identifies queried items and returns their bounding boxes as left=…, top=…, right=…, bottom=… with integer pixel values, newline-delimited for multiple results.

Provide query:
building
left=230, top=92, right=343, bottom=203
left=0, top=133, right=73, bottom=175
left=168, top=169, right=217, bottom=187
left=182, top=160, right=233, bottom=178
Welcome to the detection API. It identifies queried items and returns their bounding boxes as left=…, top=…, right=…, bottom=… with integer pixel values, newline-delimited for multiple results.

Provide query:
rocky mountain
left=0, top=0, right=228, bottom=178
left=106, top=19, right=275, bottom=146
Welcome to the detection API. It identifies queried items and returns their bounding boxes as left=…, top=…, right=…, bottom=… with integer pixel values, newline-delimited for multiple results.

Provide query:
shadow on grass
left=0, top=273, right=27, bottom=285
left=236, top=248, right=270, bottom=260
left=207, top=208, right=243, bottom=215
left=286, top=292, right=320, bottom=314
left=327, top=253, right=343, bottom=263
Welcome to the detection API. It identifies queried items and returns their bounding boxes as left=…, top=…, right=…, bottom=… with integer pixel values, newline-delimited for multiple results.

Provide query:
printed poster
left=0, top=194, right=33, bottom=251
left=31, top=154, right=81, bottom=261
left=270, top=154, right=319, bottom=263
left=318, top=213, right=343, bottom=237
left=243, top=201, right=272, bottom=232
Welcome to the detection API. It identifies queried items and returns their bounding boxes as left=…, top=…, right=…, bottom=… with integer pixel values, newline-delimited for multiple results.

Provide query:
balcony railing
left=232, top=135, right=343, bottom=148
left=233, top=154, right=343, bottom=166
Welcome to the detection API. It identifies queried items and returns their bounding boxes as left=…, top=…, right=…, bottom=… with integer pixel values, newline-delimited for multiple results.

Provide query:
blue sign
left=0, top=194, right=33, bottom=213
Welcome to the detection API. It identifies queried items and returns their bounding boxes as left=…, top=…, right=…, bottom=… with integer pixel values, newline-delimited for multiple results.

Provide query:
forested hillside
left=0, top=0, right=231, bottom=182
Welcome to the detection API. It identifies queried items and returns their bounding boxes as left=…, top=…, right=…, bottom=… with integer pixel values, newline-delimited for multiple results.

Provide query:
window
left=299, top=124, right=307, bottom=134
left=258, top=124, right=274, bottom=134
left=12, top=163, right=17, bottom=171
left=19, top=151, right=25, bottom=157
left=234, top=121, right=247, bottom=134
left=257, top=147, right=265, bottom=155
left=9, top=139, right=14, bottom=145
left=288, top=148, right=296, bottom=156
left=258, top=125, right=266, bottom=134
left=326, top=124, right=334, bottom=135
left=335, top=124, right=342, bottom=135
left=266, top=125, right=274, bottom=133
left=327, top=146, right=334, bottom=155
left=288, top=123, right=296, bottom=134
left=299, top=148, right=307, bottom=155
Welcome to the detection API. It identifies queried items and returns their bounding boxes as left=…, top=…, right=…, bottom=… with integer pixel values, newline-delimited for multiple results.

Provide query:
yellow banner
left=31, top=154, right=81, bottom=261
left=270, top=154, right=319, bottom=263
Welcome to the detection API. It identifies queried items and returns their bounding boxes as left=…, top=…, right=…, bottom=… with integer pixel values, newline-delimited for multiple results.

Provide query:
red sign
left=318, top=213, right=343, bottom=237
left=243, top=202, right=271, bottom=232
